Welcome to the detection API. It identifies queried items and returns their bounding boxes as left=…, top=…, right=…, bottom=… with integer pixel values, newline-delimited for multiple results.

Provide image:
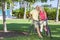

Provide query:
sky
left=33, top=0, right=58, bottom=7
left=14, top=0, right=58, bottom=10
left=13, top=2, right=20, bottom=10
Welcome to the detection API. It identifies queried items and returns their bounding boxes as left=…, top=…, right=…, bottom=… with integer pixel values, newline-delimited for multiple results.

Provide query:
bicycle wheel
left=46, top=26, right=51, bottom=38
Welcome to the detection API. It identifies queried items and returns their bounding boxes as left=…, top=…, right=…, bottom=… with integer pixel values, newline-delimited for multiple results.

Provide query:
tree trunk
left=56, top=0, right=59, bottom=22
left=24, top=1, right=27, bottom=19
left=5, top=2, right=7, bottom=16
left=18, top=2, right=20, bottom=9
left=20, top=0, right=23, bottom=8
left=27, top=2, right=30, bottom=11
left=2, top=0, right=7, bottom=32
left=24, top=6, right=26, bottom=19
left=10, top=3, right=12, bottom=18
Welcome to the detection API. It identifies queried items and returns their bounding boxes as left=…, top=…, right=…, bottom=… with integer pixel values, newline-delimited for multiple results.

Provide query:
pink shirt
left=40, top=10, right=47, bottom=20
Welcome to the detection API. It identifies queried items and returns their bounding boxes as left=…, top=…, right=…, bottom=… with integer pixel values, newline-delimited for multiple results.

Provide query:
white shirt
left=30, top=9, right=39, bottom=21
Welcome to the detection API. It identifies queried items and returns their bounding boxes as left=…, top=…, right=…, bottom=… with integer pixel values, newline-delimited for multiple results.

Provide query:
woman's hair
left=39, top=6, right=45, bottom=12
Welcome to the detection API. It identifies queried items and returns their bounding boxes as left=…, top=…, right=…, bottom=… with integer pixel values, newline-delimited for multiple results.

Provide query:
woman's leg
left=40, top=21, right=44, bottom=32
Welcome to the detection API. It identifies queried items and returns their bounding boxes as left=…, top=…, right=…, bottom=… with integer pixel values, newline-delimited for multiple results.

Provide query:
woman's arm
left=44, top=11, right=47, bottom=20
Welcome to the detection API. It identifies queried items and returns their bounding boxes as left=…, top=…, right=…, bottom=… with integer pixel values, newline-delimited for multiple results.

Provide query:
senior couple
left=30, top=5, right=48, bottom=38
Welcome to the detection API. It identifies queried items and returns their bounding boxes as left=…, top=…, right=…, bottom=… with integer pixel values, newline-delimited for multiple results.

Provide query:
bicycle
left=28, top=20, right=52, bottom=38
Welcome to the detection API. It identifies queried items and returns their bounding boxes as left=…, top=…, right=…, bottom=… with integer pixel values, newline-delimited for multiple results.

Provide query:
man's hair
left=35, top=5, right=40, bottom=11
left=35, top=5, right=40, bottom=8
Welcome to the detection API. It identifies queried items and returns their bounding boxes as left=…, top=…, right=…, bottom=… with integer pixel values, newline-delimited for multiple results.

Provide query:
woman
left=39, top=6, right=48, bottom=33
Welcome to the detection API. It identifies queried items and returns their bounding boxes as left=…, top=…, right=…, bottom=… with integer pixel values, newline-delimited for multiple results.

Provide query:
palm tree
left=41, top=0, right=47, bottom=2
left=0, top=1, right=2, bottom=9
left=23, top=0, right=36, bottom=19
left=24, top=1, right=27, bottom=19
left=10, top=3, right=13, bottom=18
left=56, top=0, right=59, bottom=22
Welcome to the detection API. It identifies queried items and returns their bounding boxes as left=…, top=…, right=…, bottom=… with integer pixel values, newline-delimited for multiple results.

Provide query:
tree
left=1, top=0, right=7, bottom=32
left=23, top=0, right=36, bottom=19
left=23, top=1, right=27, bottom=19
left=1, top=0, right=13, bottom=32
left=24, top=0, right=35, bottom=3
left=41, top=0, right=47, bottom=2
left=56, top=0, right=59, bottom=22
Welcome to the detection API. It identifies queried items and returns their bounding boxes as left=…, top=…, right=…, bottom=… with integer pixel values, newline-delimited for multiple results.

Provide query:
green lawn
left=0, top=19, right=60, bottom=40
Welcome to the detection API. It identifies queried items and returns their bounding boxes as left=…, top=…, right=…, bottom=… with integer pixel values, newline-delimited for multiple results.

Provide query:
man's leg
left=34, top=21, right=43, bottom=38
left=36, top=27, right=43, bottom=38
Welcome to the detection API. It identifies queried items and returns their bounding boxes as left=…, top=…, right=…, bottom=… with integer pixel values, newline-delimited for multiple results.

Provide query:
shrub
left=12, top=7, right=60, bottom=20
left=12, top=8, right=24, bottom=18
left=59, top=9, right=60, bottom=20
left=26, top=11, right=30, bottom=18
left=26, top=7, right=57, bottom=20
left=44, top=7, right=56, bottom=20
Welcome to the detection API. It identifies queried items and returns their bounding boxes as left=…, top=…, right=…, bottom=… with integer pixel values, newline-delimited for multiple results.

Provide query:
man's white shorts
left=33, top=20, right=39, bottom=28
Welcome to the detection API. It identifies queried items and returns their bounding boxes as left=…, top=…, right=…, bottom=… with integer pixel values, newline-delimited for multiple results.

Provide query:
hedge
left=44, top=7, right=56, bottom=20
left=12, top=8, right=24, bottom=18
left=12, top=7, right=60, bottom=20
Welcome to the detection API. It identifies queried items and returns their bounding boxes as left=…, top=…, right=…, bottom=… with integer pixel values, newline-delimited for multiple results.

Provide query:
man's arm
left=28, top=13, right=32, bottom=21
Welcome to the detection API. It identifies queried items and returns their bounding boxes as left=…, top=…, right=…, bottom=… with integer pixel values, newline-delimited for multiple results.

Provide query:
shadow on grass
left=0, top=23, right=60, bottom=40
left=0, top=23, right=33, bottom=38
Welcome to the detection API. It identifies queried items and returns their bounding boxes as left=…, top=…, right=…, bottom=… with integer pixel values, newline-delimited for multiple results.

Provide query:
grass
left=0, top=19, right=60, bottom=40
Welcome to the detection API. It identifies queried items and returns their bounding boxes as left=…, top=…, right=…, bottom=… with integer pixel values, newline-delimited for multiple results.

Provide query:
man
left=29, top=5, right=43, bottom=38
